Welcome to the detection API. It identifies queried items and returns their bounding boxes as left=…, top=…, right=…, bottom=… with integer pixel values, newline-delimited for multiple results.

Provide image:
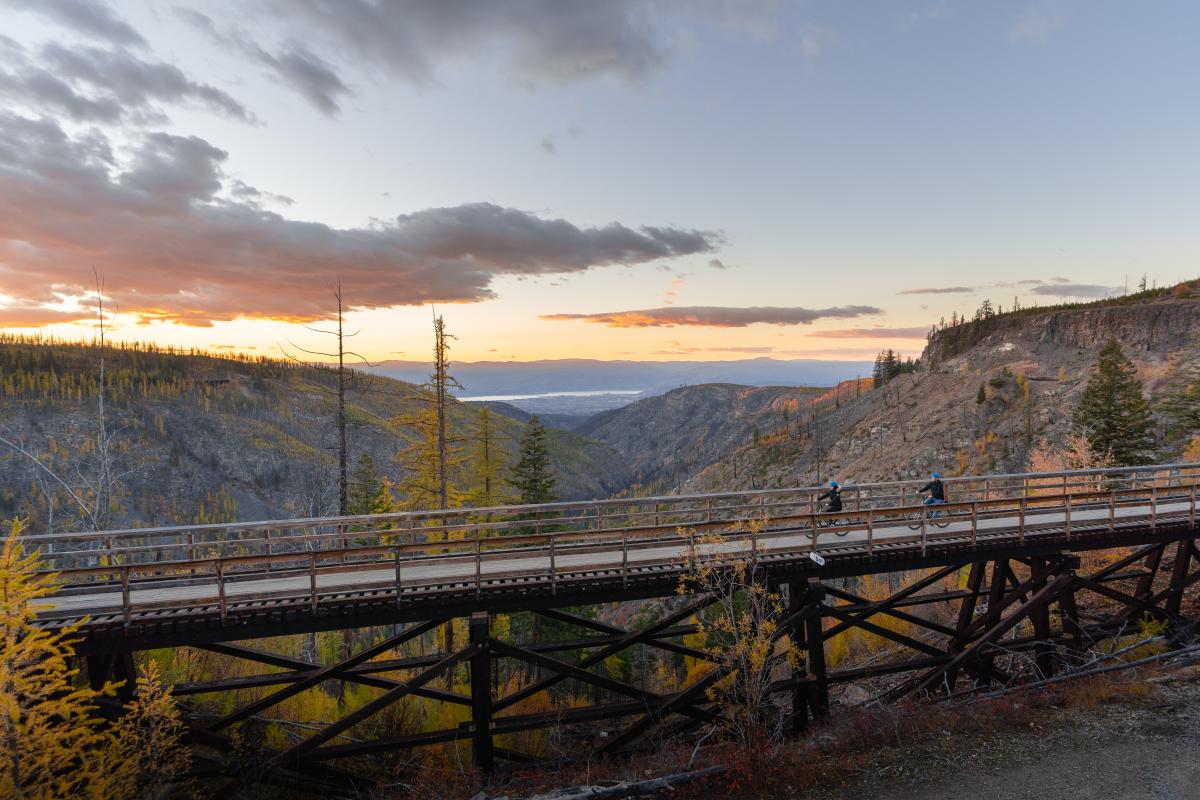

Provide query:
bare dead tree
left=279, top=281, right=376, bottom=517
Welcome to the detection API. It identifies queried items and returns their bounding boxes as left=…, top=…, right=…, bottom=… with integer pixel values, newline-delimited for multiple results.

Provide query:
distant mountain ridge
left=367, top=357, right=875, bottom=398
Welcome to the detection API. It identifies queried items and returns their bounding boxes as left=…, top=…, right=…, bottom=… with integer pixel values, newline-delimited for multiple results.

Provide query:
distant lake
left=460, top=390, right=643, bottom=403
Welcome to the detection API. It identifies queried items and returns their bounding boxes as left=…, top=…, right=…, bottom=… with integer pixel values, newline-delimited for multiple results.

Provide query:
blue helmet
left=829, top=480, right=840, bottom=488
left=931, top=472, right=942, bottom=479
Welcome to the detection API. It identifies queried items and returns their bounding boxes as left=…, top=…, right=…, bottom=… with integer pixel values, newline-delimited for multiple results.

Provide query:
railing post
left=475, top=527, right=483, bottom=600
left=1190, top=483, right=1196, bottom=528
left=216, top=559, right=227, bottom=622
left=1064, top=493, right=1072, bottom=539
left=308, top=552, right=317, bottom=612
left=622, top=529, right=629, bottom=587
left=920, top=506, right=927, bottom=556
left=188, top=531, right=197, bottom=564
left=1018, top=498, right=1026, bottom=543
left=706, top=497, right=713, bottom=524
left=1108, top=492, right=1116, bottom=532
left=810, top=513, right=818, bottom=552
left=394, top=546, right=403, bottom=608
left=121, top=566, right=132, bottom=628
left=866, top=509, right=874, bottom=556
left=549, top=533, right=556, bottom=595
left=264, top=528, right=272, bottom=573
left=970, top=502, right=978, bottom=547
left=1150, top=486, right=1157, bottom=531
left=689, top=528, right=697, bottom=571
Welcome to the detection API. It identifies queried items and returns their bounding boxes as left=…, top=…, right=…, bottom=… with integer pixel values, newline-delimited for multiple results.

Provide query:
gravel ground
left=807, top=674, right=1200, bottom=800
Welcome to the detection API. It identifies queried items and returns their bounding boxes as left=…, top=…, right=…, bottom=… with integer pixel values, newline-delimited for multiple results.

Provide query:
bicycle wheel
left=906, top=512, right=922, bottom=531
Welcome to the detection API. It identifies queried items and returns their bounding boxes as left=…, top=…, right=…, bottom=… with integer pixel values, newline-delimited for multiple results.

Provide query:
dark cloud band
left=541, top=305, right=882, bottom=328
left=0, top=113, right=718, bottom=325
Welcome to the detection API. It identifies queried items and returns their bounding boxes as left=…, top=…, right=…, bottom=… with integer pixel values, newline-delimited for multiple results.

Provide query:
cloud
left=179, top=10, right=351, bottom=116
left=1010, top=0, right=1066, bottom=43
left=248, top=0, right=781, bottom=93
left=707, top=258, right=733, bottom=270
left=806, top=326, right=930, bottom=339
left=797, top=24, right=829, bottom=60
left=540, top=136, right=557, bottom=155
left=0, top=42, right=252, bottom=124
left=0, top=305, right=96, bottom=327
left=0, top=113, right=718, bottom=325
left=254, top=44, right=351, bottom=117
left=1029, top=283, right=1120, bottom=299
left=6, top=0, right=146, bottom=47
left=898, top=286, right=976, bottom=295
left=541, top=305, right=882, bottom=328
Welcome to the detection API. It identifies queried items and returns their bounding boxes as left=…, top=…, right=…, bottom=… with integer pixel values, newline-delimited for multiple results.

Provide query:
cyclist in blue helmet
left=818, top=480, right=843, bottom=513
left=919, top=472, right=946, bottom=506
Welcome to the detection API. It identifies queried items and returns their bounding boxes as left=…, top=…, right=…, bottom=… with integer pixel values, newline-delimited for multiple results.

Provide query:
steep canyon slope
left=585, top=286, right=1200, bottom=493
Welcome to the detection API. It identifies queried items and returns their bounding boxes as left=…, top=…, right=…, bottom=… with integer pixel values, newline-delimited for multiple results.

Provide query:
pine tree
left=347, top=453, right=393, bottom=517
left=976, top=383, right=987, bottom=404
left=509, top=416, right=557, bottom=504
left=1073, top=340, right=1157, bottom=465
left=468, top=406, right=504, bottom=507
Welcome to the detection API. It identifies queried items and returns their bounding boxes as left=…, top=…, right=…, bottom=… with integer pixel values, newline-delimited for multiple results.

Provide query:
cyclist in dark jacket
left=918, top=473, right=946, bottom=505
left=818, top=480, right=843, bottom=513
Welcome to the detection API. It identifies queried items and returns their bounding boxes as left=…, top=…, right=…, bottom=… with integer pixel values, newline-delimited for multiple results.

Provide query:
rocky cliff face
left=927, top=293, right=1200, bottom=369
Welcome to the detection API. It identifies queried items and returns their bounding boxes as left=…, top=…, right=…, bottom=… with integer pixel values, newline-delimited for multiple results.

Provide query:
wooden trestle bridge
left=29, top=463, right=1200, bottom=794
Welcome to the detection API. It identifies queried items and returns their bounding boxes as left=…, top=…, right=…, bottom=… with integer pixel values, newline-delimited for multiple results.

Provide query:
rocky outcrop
left=926, top=295, right=1200, bottom=366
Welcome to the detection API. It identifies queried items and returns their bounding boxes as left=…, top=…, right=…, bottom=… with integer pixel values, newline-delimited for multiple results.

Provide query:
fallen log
left=520, top=766, right=727, bottom=800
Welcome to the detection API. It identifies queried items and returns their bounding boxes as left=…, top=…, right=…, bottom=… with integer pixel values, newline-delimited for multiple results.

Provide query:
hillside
left=577, top=383, right=828, bottom=492
left=0, top=339, right=631, bottom=533
left=587, top=283, right=1200, bottom=493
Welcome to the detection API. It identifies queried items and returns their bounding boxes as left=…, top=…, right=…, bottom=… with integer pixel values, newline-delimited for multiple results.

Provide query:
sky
left=1, top=0, right=1197, bottom=363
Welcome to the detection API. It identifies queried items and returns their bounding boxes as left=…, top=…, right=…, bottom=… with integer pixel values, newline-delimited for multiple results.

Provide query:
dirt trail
left=811, top=678, right=1200, bottom=800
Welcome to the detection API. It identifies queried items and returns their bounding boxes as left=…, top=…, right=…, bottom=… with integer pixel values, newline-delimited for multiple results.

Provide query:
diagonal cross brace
left=208, top=619, right=445, bottom=731
left=273, top=643, right=482, bottom=766
left=494, top=594, right=717, bottom=713
left=911, top=573, right=1074, bottom=696
left=598, top=598, right=822, bottom=754
left=194, top=641, right=470, bottom=705
left=488, top=639, right=719, bottom=724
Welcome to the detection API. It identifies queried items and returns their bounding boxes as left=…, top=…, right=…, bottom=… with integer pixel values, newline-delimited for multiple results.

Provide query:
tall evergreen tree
left=347, top=453, right=393, bottom=516
left=468, top=406, right=504, bottom=507
left=509, top=416, right=557, bottom=504
left=1073, top=339, right=1157, bottom=465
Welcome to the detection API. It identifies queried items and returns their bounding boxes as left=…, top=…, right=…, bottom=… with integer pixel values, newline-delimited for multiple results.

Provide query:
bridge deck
left=23, top=462, right=1199, bottom=653
left=37, top=498, right=1198, bottom=618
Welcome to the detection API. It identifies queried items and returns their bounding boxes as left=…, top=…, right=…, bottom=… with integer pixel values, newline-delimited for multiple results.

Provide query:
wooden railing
left=27, top=463, right=1200, bottom=625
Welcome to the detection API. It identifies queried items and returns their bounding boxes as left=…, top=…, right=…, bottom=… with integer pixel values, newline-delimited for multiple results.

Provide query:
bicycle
left=816, top=502, right=850, bottom=536
left=907, top=501, right=951, bottom=530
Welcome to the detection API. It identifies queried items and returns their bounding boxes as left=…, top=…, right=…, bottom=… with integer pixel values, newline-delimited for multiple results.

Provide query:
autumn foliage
left=0, top=520, right=186, bottom=799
